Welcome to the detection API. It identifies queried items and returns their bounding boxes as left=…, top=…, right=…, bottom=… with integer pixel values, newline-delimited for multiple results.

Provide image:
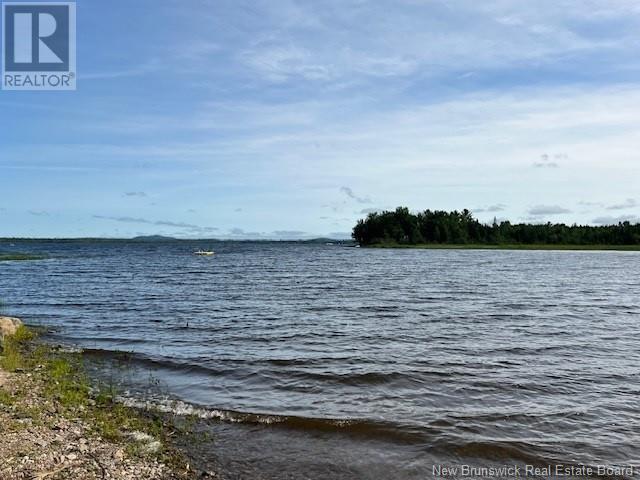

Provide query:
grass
left=0, top=389, right=14, bottom=406
left=0, top=325, right=194, bottom=471
left=367, top=243, right=640, bottom=251
left=45, top=356, right=91, bottom=408
left=0, top=325, right=36, bottom=371
left=0, top=253, right=47, bottom=261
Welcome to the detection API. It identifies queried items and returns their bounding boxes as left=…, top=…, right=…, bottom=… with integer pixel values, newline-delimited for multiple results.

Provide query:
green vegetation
left=0, top=388, right=14, bottom=406
left=41, top=353, right=174, bottom=452
left=0, top=325, right=36, bottom=371
left=370, top=243, right=640, bottom=251
left=353, top=207, right=640, bottom=248
left=0, top=325, right=194, bottom=469
left=0, top=252, right=47, bottom=261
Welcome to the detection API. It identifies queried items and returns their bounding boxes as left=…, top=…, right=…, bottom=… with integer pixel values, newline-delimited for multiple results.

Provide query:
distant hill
left=130, top=235, right=177, bottom=241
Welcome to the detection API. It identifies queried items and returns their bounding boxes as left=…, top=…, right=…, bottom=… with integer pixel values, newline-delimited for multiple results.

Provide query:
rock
left=128, top=431, right=154, bottom=443
left=127, top=431, right=162, bottom=454
left=143, top=440, right=162, bottom=454
left=34, top=438, right=48, bottom=448
left=1, top=348, right=190, bottom=480
left=0, top=316, right=23, bottom=338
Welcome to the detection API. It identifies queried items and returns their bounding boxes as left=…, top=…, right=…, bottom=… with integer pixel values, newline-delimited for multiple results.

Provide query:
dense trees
left=352, top=208, right=640, bottom=246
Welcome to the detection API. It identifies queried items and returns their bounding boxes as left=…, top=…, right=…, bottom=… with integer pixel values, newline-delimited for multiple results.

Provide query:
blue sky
left=1, top=0, right=640, bottom=238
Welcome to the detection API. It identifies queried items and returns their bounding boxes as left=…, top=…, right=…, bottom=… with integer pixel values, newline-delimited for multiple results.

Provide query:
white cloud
left=528, top=205, right=572, bottom=216
left=6, top=84, right=640, bottom=235
left=225, top=0, right=634, bottom=86
left=93, top=215, right=218, bottom=235
left=593, top=214, right=640, bottom=225
left=606, top=198, right=637, bottom=210
left=239, top=44, right=334, bottom=82
left=474, top=204, right=507, bottom=213
left=6, top=0, right=640, bottom=236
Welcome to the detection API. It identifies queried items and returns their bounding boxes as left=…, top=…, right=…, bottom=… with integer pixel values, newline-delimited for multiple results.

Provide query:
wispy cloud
left=340, top=186, right=371, bottom=204
left=224, top=228, right=314, bottom=240
left=93, top=215, right=218, bottom=234
left=532, top=161, right=559, bottom=168
left=474, top=204, right=507, bottom=213
left=28, top=210, right=49, bottom=216
left=229, top=0, right=625, bottom=88
left=579, top=201, right=605, bottom=207
left=488, top=204, right=507, bottom=212
left=606, top=198, right=637, bottom=210
left=359, top=208, right=380, bottom=215
left=528, top=205, right=572, bottom=216
left=593, top=214, right=640, bottom=225
left=239, top=44, right=333, bottom=83
left=4, top=1, right=640, bottom=237
left=532, top=153, right=566, bottom=168
left=81, top=60, right=161, bottom=81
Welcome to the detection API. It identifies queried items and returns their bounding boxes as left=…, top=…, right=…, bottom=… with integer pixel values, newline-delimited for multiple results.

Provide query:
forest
left=352, top=207, right=640, bottom=246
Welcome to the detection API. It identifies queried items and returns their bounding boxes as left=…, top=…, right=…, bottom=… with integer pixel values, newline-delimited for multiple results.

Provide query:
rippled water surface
left=2, top=241, right=640, bottom=478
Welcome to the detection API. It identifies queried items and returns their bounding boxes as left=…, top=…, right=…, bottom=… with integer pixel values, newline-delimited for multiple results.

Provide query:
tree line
left=352, top=207, right=640, bottom=246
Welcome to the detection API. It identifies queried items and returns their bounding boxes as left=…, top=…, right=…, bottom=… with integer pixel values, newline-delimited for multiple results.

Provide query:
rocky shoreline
left=0, top=317, right=210, bottom=480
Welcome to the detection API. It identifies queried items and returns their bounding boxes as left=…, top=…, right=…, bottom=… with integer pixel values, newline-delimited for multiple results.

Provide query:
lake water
left=1, top=241, right=639, bottom=479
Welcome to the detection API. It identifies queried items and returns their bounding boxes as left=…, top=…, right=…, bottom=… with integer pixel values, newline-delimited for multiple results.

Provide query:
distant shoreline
left=0, top=253, right=47, bottom=261
left=0, top=238, right=354, bottom=244
left=367, top=243, right=640, bottom=251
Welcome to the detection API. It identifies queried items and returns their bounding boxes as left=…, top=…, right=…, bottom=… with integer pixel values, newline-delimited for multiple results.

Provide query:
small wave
left=292, top=369, right=417, bottom=387
left=450, top=440, right=553, bottom=465
left=445, top=441, right=634, bottom=479
left=80, top=347, right=423, bottom=387
left=118, top=396, right=430, bottom=445
left=81, top=348, right=232, bottom=377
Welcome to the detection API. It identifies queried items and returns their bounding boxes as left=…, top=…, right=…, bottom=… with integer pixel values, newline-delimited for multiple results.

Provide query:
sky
left=1, top=0, right=640, bottom=239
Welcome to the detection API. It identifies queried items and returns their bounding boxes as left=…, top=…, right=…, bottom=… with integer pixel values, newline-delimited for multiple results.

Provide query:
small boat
left=194, top=250, right=215, bottom=256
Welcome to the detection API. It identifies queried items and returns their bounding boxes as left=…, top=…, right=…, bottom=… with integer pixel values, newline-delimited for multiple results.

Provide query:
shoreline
left=0, top=318, right=208, bottom=480
left=365, top=243, right=640, bottom=251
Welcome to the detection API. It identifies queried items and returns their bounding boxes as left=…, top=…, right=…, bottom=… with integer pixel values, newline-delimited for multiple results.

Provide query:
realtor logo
left=2, top=2, right=76, bottom=90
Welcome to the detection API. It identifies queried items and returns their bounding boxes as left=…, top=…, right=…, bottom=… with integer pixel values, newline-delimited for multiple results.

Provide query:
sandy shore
left=0, top=320, right=212, bottom=480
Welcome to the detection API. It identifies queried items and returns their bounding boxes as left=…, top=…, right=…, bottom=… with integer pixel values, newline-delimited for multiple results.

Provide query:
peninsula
left=352, top=208, right=640, bottom=250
